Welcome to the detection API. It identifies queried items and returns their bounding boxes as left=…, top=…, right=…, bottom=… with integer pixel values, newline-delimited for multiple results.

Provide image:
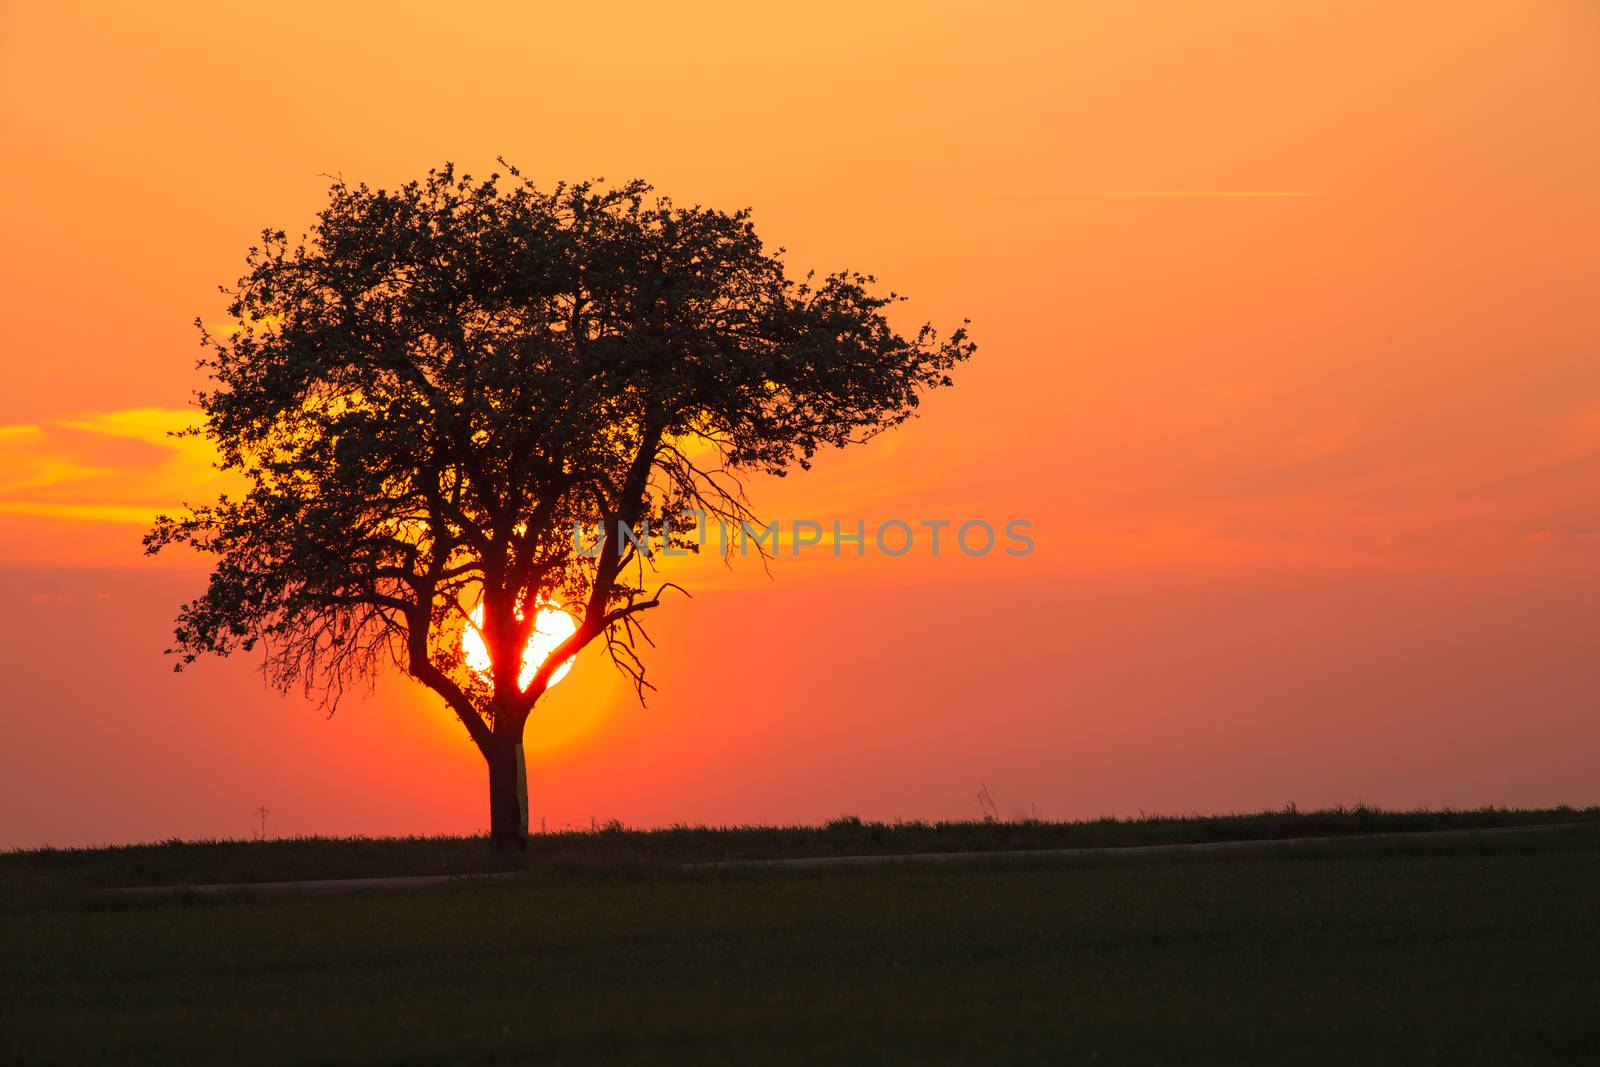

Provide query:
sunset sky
left=3, top=2, right=1598, bottom=848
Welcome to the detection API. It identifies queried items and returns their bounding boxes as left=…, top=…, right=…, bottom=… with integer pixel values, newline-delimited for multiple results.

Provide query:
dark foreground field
left=4, top=811, right=1600, bottom=1064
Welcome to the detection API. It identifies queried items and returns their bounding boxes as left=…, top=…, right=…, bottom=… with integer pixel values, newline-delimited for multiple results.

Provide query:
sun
left=461, top=601, right=578, bottom=690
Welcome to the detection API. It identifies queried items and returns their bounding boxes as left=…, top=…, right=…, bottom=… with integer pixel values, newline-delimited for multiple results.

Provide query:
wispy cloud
left=0, top=501, right=168, bottom=524
left=0, top=407, right=224, bottom=531
left=989, top=191, right=1318, bottom=199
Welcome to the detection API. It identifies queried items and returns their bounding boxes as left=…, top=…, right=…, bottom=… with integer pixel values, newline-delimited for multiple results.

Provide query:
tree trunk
left=487, top=738, right=527, bottom=852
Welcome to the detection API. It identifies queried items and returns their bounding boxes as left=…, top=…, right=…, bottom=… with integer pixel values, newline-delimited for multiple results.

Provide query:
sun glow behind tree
left=462, top=602, right=577, bottom=690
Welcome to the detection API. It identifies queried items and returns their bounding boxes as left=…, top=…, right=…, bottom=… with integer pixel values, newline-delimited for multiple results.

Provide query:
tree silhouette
left=146, top=164, right=973, bottom=850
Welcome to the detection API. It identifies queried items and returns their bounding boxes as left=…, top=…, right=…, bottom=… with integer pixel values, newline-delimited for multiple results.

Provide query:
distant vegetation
left=3, top=805, right=1592, bottom=896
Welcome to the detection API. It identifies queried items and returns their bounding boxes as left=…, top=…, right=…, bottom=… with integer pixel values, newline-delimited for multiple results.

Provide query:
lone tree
left=147, top=165, right=973, bottom=850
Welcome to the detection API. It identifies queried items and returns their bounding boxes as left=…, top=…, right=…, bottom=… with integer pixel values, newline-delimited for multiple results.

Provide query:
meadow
left=4, top=809, right=1599, bottom=1064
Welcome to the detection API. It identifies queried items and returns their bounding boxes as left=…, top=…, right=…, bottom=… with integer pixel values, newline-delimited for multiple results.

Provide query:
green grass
left=3, top=812, right=1599, bottom=1064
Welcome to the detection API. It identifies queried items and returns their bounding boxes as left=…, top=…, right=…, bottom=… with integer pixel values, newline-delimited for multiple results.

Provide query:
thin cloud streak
left=988, top=191, right=1319, bottom=199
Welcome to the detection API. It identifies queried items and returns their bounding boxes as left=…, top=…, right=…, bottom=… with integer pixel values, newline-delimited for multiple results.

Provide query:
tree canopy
left=147, top=164, right=973, bottom=840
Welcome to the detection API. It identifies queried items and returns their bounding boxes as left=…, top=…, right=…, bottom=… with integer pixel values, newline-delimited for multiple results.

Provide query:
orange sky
left=3, top=2, right=1598, bottom=847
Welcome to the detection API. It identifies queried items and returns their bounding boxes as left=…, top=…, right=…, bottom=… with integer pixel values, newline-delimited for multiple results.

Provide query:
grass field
left=4, top=810, right=1599, bottom=1064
